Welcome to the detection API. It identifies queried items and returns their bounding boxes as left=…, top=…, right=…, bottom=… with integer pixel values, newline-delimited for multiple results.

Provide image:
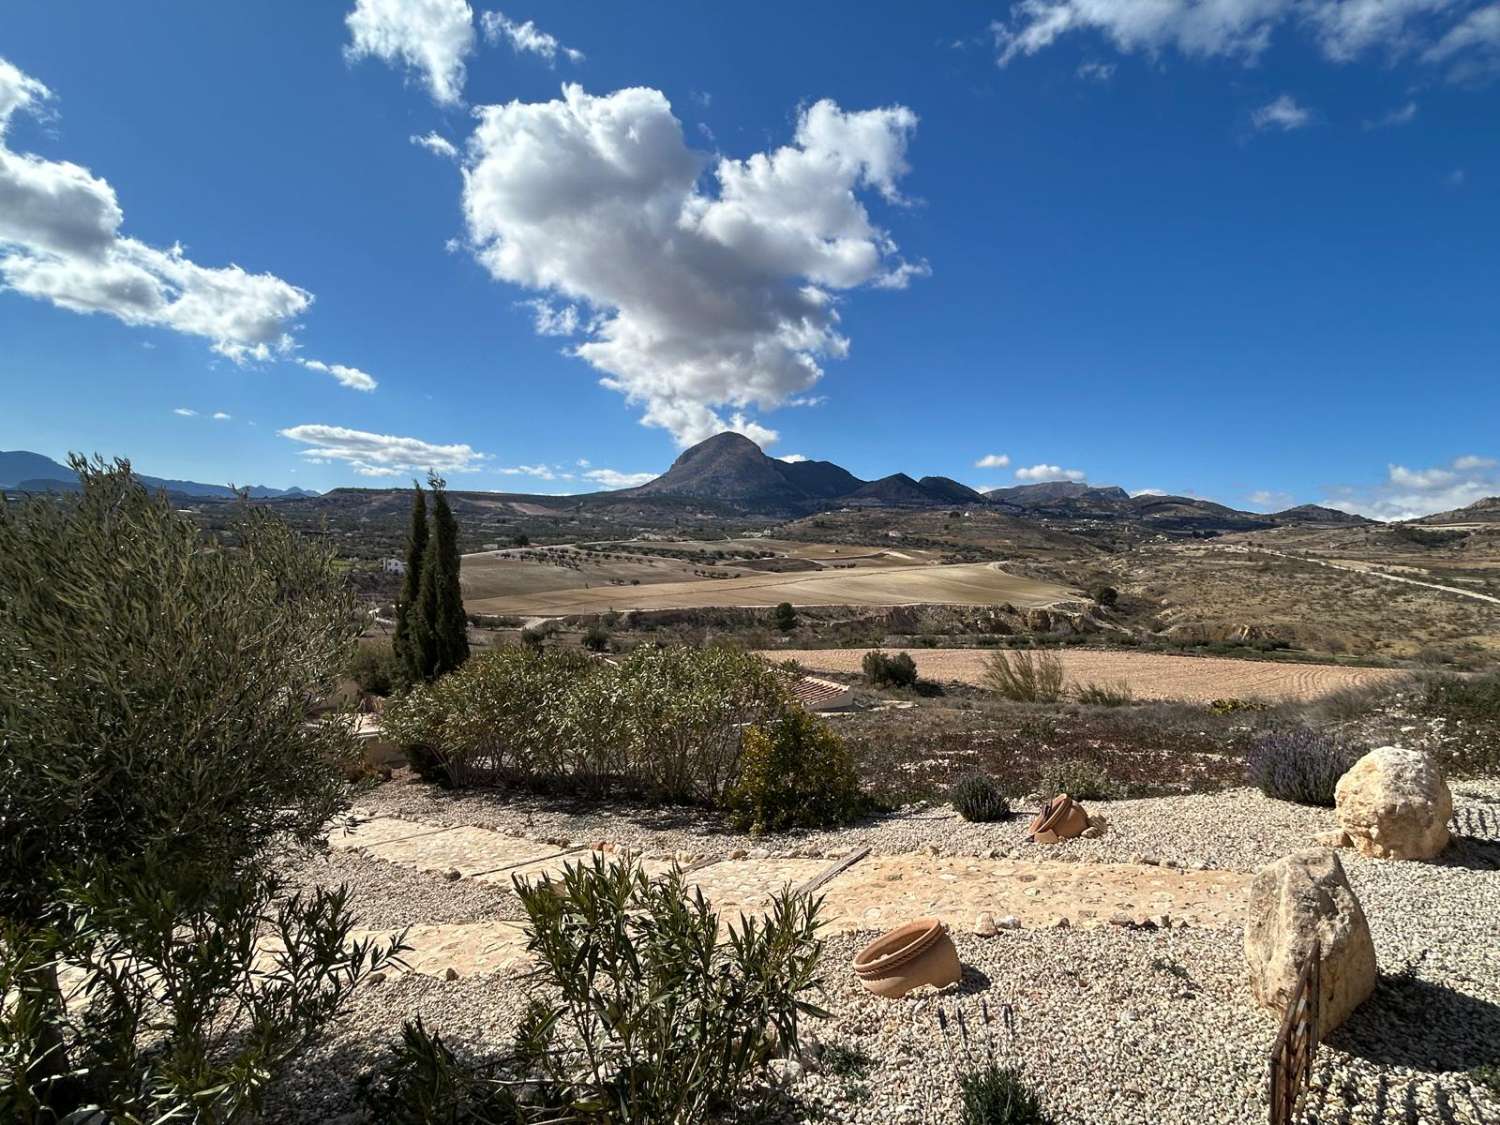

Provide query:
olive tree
left=0, top=458, right=396, bottom=1121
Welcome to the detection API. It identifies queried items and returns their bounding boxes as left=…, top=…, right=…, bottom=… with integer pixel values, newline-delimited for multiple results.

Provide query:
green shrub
left=984, top=649, right=1065, bottom=702
left=1, top=861, right=401, bottom=1123
left=582, top=623, right=611, bottom=652
left=348, top=639, right=400, bottom=696
left=1074, top=680, right=1134, bottom=707
left=1089, top=584, right=1119, bottom=608
left=863, top=649, right=918, bottom=688
left=1206, top=697, right=1269, bottom=714
left=358, top=1015, right=525, bottom=1124
left=959, top=1063, right=1055, bottom=1125
left=1036, top=759, right=1119, bottom=801
left=951, top=774, right=1011, bottom=822
left=1418, top=669, right=1500, bottom=722
left=383, top=644, right=795, bottom=801
left=513, top=855, right=827, bottom=1121
left=774, top=600, right=798, bottom=631
left=726, top=710, right=866, bottom=832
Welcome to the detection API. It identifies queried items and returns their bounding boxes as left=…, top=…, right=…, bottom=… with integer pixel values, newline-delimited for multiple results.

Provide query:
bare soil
left=766, top=647, right=1406, bottom=703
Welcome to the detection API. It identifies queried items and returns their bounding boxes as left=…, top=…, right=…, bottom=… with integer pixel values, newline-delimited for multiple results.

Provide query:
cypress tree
left=412, top=473, right=468, bottom=680
left=392, top=482, right=428, bottom=684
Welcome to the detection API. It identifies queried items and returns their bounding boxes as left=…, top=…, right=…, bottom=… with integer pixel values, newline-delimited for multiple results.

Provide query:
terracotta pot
left=1028, top=794, right=1089, bottom=844
left=852, top=917, right=961, bottom=998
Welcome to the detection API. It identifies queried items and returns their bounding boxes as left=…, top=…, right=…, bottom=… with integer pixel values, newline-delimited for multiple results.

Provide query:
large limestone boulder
left=1335, top=746, right=1452, bottom=861
left=1245, top=849, right=1376, bottom=1037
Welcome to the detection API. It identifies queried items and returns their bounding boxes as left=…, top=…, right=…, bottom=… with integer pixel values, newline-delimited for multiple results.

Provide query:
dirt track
left=762, top=648, right=1406, bottom=703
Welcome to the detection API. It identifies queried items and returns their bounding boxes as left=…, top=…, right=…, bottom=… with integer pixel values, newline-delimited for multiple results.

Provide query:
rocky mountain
left=1272, top=504, right=1374, bottom=526
left=984, top=481, right=1128, bottom=507
left=0, top=450, right=318, bottom=499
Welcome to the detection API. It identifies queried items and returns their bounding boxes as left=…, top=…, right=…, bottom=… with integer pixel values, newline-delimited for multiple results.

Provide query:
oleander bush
left=951, top=774, right=1011, bottom=822
left=984, top=649, right=1065, bottom=703
left=863, top=648, right=919, bottom=688
left=383, top=643, right=799, bottom=803
left=726, top=708, right=867, bottom=832
left=517, top=856, right=827, bottom=1121
left=1246, top=728, right=1359, bottom=806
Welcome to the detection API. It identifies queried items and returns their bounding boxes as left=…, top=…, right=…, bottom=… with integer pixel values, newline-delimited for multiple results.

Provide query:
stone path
left=327, top=815, right=1252, bottom=980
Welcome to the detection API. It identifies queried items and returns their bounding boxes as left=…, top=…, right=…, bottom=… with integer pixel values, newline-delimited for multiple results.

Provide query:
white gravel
left=262, top=780, right=1500, bottom=1124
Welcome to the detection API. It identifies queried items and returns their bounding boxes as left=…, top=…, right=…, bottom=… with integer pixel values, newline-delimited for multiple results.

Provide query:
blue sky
left=1, top=0, right=1497, bottom=518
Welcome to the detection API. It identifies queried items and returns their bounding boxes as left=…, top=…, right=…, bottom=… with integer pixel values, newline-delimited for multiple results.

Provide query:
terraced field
left=764, top=647, right=1406, bottom=703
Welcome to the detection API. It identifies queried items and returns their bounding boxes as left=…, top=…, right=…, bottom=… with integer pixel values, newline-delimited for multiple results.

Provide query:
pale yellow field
left=762, top=647, right=1407, bottom=703
left=463, top=561, right=1077, bottom=616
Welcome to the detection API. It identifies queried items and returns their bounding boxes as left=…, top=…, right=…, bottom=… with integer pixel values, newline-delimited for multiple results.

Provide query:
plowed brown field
left=762, top=648, right=1405, bottom=703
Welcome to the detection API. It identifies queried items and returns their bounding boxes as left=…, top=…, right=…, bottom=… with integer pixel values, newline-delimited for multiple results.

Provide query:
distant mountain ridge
left=610, top=432, right=1408, bottom=532
left=0, top=451, right=318, bottom=499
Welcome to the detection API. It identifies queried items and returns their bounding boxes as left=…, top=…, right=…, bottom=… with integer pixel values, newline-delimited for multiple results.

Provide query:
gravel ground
left=279, top=847, right=525, bottom=928
left=264, top=862, right=1500, bottom=1123
left=356, top=772, right=1418, bottom=873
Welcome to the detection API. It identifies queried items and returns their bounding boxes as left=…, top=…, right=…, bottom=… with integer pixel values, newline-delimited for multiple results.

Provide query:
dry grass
left=764, top=647, right=1406, bottom=704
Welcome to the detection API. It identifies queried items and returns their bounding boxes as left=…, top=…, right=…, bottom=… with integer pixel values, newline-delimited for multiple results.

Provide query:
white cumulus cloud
left=1015, top=463, right=1086, bottom=482
left=279, top=423, right=489, bottom=477
left=583, top=467, right=656, bottom=489
left=1323, top=455, right=1500, bottom=520
left=779, top=453, right=809, bottom=463
left=480, top=10, right=584, bottom=63
left=297, top=357, right=378, bottom=392
left=212, top=411, right=232, bottom=420
left=974, top=453, right=1011, bottom=469
left=345, top=0, right=476, bottom=106
left=1251, top=94, right=1313, bottom=131
left=0, top=57, right=313, bottom=363
left=458, top=85, right=922, bottom=446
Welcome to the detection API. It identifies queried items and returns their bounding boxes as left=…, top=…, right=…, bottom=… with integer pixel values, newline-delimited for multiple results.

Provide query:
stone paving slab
left=326, top=816, right=1253, bottom=979
left=816, top=856, right=1250, bottom=933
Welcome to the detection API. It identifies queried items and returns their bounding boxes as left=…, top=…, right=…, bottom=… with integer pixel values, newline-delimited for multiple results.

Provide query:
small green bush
left=358, top=1015, right=525, bottom=1124
left=726, top=709, right=866, bottom=832
left=984, top=649, right=1065, bottom=702
left=1036, top=759, right=1119, bottom=802
left=1206, top=697, right=1269, bottom=714
left=959, top=1063, right=1055, bottom=1125
left=348, top=639, right=400, bottom=695
left=514, top=855, right=826, bottom=1121
left=1419, top=669, right=1500, bottom=722
left=582, top=623, right=611, bottom=652
left=774, top=601, right=798, bottom=631
left=1074, top=680, right=1134, bottom=707
left=951, top=774, right=1011, bottom=822
left=1089, top=584, right=1119, bottom=608
left=863, top=649, right=918, bottom=688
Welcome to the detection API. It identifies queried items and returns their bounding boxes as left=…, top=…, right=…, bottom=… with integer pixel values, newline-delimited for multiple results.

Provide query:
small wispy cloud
left=212, top=411, right=232, bottom=421
left=583, top=467, right=655, bottom=489
left=173, top=407, right=197, bottom=417
left=1076, top=60, right=1115, bottom=81
left=410, top=131, right=458, bottom=159
left=1252, top=94, right=1313, bottom=132
left=480, top=10, right=584, bottom=64
left=297, top=358, right=378, bottom=392
left=1364, top=101, right=1417, bottom=130
left=974, top=453, right=1010, bottom=469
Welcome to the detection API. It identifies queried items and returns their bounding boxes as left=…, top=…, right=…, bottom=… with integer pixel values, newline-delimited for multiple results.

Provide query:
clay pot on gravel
left=852, top=917, right=962, bottom=998
left=1028, top=794, right=1089, bottom=844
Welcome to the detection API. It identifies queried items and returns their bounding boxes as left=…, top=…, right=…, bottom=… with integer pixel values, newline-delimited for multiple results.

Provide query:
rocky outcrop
left=1245, top=849, right=1376, bottom=1037
left=1334, top=746, right=1452, bottom=861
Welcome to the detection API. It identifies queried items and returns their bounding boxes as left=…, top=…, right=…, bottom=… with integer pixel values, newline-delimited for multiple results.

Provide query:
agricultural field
left=461, top=537, right=1074, bottom=616
left=765, top=646, right=1407, bottom=703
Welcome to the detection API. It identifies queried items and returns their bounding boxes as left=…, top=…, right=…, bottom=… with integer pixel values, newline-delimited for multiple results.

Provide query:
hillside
left=0, top=450, right=317, bottom=499
left=1412, top=496, right=1500, bottom=525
